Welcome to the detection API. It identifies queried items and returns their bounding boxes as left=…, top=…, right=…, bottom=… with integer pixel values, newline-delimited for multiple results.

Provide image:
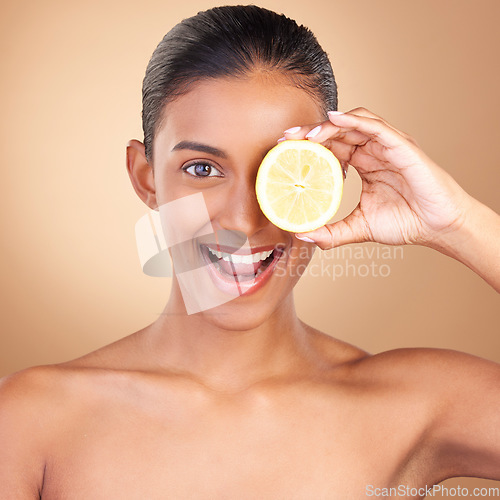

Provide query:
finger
left=282, top=108, right=388, bottom=139
left=344, top=107, right=404, bottom=137
left=327, top=111, right=413, bottom=150
left=320, top=139, right=356, bottom=165
left=303, top=120, right=369, bottom=146
left=345, top=107, right=419, bottom=146
left=282, top=122, right=367, bottom=147
left=296, top=206, right=373, bottom=250
left=281, top=109, right=419, bottom=150
left=282, top=124, right=318, bottom=140
left=345, top=107, right=396, bottom=126
left=281, top=120, right=375, bottom=158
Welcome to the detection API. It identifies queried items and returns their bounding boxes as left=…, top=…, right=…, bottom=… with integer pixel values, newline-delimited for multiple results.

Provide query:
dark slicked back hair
left=142, top=5, right=337, bottom=161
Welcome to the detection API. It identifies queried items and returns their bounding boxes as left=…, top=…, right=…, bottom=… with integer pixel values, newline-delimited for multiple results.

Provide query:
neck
left=143, top=288, right=316, bottom=394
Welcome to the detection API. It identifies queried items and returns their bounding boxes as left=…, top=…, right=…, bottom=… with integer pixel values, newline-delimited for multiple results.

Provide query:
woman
left=1, top=5, right=499, bottom=498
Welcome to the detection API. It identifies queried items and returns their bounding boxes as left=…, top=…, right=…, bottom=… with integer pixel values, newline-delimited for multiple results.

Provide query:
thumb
left=295, top=207, right=372, bottom=250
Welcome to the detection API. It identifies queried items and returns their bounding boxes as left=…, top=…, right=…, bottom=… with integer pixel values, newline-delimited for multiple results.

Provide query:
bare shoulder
left=0, top=364, right=79, bottom=496
left=349, top=347, right=500, bottom=447
left=327, top=344, right=500, bottom=430
left=353, top=347, right=500, bottom=390
left=0, top=330, right=141, bottom=403
left=0, top=333, right=148, bottom=495
left=0, top=326, right=167, bottom=423
left=310, top=332, right=498, bottom=400
left=0, top=329, right=160, bottom=435
left=0, top=360, right=100, bottom=404
left=345, top=348, right=500, bottom=480
left=0, top=364, right=72, bottom=421
left=0, top=363, right=91, bottom=434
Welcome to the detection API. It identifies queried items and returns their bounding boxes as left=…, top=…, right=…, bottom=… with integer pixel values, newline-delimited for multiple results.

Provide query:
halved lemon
left=255, top=140, right=343, bottom=233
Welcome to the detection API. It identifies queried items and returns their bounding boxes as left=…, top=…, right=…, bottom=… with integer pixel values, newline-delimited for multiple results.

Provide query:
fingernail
left=277, top=137, right=286, bottom=143
left=284, top=126, right=301, bottom=134
left=328, top=110, right=344, bottom=117
left=295, top=234, right=315, bottom=243
left=305, top=125, right=322, bottom=139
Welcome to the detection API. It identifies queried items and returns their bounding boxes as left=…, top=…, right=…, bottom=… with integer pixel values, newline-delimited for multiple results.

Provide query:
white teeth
left=259, top=250, right=273, bottom=261
left=227, top=254, right=242, bottom=263
left=207, top=247, right=274, bottom=265
left=207, top=247, right=223, bottom=259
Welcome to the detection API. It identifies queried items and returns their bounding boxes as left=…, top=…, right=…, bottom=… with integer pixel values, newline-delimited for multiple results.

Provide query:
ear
left=126, top=139, right=158, bottom=210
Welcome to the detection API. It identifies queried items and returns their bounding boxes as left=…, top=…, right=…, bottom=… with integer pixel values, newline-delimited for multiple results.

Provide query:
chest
left=43, top=389, right=429, bottom=499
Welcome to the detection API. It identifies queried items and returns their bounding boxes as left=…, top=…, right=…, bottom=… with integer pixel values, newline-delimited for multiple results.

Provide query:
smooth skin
left=0, top=73, right=499, bottom=499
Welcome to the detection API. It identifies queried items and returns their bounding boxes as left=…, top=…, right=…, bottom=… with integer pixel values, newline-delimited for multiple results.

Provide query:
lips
left=199, top=243, right=285, bottom=294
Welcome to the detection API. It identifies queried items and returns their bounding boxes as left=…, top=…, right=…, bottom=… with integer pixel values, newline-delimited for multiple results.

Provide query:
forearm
left=429, top=195, right=500, bottom=293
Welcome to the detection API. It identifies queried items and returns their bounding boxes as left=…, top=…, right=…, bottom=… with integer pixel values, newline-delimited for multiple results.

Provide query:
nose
left=216, top=174, right=269, bottom=237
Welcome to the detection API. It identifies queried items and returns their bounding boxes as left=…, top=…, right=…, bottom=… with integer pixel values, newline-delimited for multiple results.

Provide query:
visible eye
left=182, top=161, right=223, bottom=178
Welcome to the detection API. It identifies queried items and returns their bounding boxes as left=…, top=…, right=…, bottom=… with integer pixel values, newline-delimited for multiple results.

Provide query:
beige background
left=1, top=0, right=499, bottom=494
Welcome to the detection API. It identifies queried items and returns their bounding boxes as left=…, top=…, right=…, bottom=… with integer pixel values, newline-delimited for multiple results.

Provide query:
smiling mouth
left=199, top=243, right=285, bottom=291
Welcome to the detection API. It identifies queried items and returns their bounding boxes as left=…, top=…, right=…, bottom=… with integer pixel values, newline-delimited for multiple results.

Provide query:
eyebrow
left=171, top=141, right=228, bottom=159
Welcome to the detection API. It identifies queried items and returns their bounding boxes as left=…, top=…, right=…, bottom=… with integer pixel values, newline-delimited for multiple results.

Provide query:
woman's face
left=151, top=74, right=325, bottom=327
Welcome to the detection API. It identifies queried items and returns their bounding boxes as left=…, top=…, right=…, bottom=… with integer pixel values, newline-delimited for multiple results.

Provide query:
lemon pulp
left=255, top=140, right=343, bottom=233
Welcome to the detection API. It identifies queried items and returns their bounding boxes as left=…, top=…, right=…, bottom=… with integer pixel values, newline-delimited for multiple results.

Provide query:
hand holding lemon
left=258, top=108, right=473, bottom=253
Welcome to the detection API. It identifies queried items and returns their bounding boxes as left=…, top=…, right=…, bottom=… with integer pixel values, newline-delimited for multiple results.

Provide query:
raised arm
left=284, top=108, right=500, bottom=292
left=429, top=195, right=500, bottom=294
